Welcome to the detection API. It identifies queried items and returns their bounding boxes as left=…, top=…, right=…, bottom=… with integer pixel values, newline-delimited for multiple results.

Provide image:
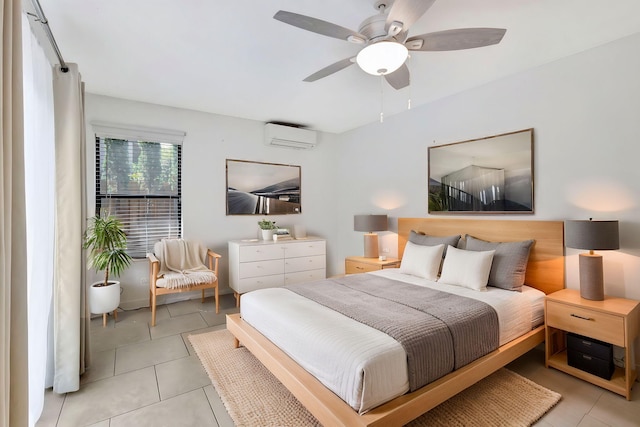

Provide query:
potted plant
left=83, top=214, right=132, bottom=317
left=258, top=218, right=277, bottom=241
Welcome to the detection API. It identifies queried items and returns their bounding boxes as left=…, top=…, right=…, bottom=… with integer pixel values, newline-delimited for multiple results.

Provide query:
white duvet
left=240, top=269, right=545, bottom=414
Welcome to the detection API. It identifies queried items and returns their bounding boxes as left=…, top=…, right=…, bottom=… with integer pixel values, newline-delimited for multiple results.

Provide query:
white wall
left=84, top=32, right=640, bottom=367
left=334, top=32, right=640, bottom=368
left=84, top=95, right=340, bottom=308
left=335, top=32, right=640, bottom=303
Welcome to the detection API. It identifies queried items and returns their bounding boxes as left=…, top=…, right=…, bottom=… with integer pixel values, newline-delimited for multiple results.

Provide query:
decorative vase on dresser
left=260, top=229, right=275, bottom=241
left=228, top=237, right=326, bottom=307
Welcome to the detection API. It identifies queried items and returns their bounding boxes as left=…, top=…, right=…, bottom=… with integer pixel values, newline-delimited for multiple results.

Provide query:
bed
left=226, top=218, right=565, bottom=426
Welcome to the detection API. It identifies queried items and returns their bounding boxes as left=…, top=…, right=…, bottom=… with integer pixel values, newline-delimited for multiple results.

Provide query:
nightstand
left=345, top=256, right=400, bottom=274
left=545, top=288, right=640, bottom=400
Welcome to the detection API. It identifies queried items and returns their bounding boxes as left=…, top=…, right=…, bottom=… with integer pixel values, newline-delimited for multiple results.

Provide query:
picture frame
left=226, top=159, right=301, bottom=215
left=428, top=128, right=534, bottom=214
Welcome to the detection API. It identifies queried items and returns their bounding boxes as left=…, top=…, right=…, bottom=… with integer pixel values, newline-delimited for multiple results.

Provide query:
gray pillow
left=409, top=230, right=461, bottom=256
left=464, top=235, right=534, bottom=292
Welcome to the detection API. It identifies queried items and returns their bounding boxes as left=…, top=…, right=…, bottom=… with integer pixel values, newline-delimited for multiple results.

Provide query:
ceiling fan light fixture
left=356, top=41, right=408, bottom=75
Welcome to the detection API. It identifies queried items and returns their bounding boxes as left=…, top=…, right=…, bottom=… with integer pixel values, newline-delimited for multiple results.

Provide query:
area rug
left=189, top=329, right=560, bottom=427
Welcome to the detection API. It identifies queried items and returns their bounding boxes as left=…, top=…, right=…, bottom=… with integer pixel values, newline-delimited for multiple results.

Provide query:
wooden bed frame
left=227, top=218, right=565, bottom=426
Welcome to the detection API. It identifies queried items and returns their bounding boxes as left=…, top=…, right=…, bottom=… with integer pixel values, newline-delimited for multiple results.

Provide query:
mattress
left=240, top=269, right=545, bottom=414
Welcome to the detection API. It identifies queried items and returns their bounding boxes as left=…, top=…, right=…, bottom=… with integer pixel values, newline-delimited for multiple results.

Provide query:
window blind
left=95, top=137, right=182, bottom=258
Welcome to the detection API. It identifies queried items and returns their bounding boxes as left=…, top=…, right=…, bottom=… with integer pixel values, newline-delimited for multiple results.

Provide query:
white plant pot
left=261, top=229, right=274, bottom=241
left=88, top=281, right=121, bottom=314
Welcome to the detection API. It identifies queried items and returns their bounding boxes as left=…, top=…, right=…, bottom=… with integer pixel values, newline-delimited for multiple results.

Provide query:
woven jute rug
left=189, top=329, right=560, bottom=427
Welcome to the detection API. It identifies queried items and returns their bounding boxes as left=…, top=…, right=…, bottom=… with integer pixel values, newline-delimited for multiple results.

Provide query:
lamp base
left=579, top=253, right=604, bottom=301
left=363, top=233, right=379, bottom=258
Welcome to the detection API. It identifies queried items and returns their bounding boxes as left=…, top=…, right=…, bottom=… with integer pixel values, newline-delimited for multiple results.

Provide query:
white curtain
left=52, top=63, right=89, bottom=393
left=1, top=0, right=29, bottom=425
left=22, top=11, right=55, bottom=426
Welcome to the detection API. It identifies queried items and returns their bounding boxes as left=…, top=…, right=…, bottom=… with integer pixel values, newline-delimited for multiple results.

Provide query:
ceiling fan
left=274, top=0, right=506, bottom=90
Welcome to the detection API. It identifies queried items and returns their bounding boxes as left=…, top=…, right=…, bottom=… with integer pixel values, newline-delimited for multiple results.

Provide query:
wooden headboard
left=398, top=218, right=565, bottom=294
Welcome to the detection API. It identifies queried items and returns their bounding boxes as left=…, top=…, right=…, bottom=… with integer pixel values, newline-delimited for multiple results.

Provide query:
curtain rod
left=29, top=0, right=68, bottom=73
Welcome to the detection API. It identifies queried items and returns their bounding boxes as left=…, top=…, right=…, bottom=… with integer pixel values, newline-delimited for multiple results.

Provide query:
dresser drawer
left=285, top=269, right=325, bottom=285
left=546, top=301, right=625, bottom=346
left=238, top=259, right=284, bottom=279
left=239, top=245, right=284, bottom=262
left=233, top=274, right=284, bottom=293
left=285, top=255, right=326, bottom=273
left=285, top=241, right=326, bottom=258
left=345, top=260, right=380, bottom=274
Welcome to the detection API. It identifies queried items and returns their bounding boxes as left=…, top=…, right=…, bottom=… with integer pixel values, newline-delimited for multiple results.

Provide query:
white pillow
left=399, top=242, right=444, bottom=280
left=438, top=245, right=495, bottom=291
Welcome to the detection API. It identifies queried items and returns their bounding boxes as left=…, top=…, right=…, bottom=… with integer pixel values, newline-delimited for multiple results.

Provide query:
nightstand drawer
left=546, top=301, right=624, bottom=346
left=345, top=260, right=379, bottom=274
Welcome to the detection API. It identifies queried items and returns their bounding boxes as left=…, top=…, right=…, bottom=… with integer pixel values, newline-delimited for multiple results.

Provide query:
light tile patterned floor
left=36, top=293, right=640, bottom=426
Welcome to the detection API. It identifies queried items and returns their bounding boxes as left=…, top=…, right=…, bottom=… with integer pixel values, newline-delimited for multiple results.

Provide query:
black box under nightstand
left=566, top=333, right=614, bottom=380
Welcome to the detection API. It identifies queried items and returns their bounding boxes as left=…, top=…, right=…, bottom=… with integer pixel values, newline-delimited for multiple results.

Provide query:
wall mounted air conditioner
left=264, top=123, right=317, bottom=149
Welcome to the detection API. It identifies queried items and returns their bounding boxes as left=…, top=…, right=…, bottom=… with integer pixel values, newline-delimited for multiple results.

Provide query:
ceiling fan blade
left=384, top=64, right=410, bottom=90
left=385, top=0, right=436, bottom=33
left=274, top=11, right=366, bottom=43
left=406, top=28, right=507, bottom=51
left=303, top=57, right=355, bottom=82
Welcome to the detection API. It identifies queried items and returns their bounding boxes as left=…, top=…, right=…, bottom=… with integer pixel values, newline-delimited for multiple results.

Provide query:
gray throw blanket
left=286, top=274, right=498, bottom=391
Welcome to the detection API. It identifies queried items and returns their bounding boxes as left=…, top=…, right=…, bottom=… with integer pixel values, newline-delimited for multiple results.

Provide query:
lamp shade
left=356, top=41, right=408, bottom=76
left=354, top=215, right=388, bottom=232
left=565, top=220, right=619, bottom=250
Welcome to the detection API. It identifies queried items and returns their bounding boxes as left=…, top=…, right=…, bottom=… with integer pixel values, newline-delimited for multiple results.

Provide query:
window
left=94, top=124, right=184, bottom=258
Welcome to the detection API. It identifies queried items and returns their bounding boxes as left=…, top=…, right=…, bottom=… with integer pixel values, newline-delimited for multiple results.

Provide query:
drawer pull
left=570, top=313, right=594, bottom=321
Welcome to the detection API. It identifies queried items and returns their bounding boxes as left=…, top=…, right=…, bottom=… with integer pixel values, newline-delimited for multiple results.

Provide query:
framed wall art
left=226, top=159, right=301, bottom=215
left=428, top=128, right=534, bottom=214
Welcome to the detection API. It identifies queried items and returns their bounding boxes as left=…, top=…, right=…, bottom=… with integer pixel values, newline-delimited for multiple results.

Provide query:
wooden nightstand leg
left=625, top=345, right=634, bottom=400
left=545, top=328, right=551, bottom=368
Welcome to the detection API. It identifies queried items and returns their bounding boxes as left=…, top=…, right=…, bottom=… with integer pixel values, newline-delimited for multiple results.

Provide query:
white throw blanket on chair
left=155, top=239, right=216, bottom=289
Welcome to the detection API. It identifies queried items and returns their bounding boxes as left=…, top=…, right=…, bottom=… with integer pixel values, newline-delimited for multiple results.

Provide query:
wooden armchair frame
left=147, top=248, right=221, bottom=326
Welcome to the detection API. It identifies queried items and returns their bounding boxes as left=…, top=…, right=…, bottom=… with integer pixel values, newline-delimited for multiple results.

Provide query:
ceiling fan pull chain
left=407, top=55, right=412, bottom=110
left=380, top=74, right=384, bottom=123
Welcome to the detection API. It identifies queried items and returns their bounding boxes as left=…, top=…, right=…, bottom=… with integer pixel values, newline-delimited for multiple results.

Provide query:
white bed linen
left=240, top=270, right=545, bottom=414
left=371, top=269, right=545, bottom=345
left=241, top=287, right=409, bottom=413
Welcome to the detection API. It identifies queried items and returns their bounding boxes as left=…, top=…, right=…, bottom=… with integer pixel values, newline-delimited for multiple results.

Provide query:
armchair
left=147, top=239, right=221, bottom=326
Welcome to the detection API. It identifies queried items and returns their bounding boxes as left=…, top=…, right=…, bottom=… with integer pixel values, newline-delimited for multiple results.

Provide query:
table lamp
left=565, top=219, right=619, bottom=301
left=354, top=214, right=388, bottom=258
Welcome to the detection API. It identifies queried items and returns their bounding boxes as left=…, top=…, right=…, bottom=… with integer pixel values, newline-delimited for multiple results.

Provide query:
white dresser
left=228, top=237, right=326, bottom=302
